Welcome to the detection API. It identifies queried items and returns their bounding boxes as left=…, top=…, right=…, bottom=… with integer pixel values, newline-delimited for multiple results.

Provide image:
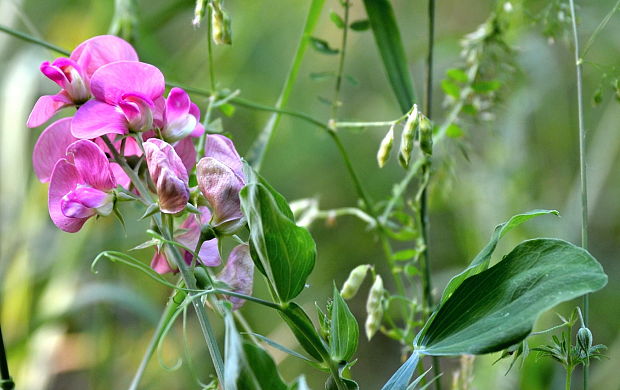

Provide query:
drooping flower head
left=197, top=134, right=245, bottom=234
left=143, top=138, right=190, bottom=214
left=48, top=140, right=119, bottom=232
left=27, top=35, right=138, bottom=128
left=151, top=206, right=221, bottom=274
left=217, top=244, right=254, bottom=310
left=159, top=87, right=204, bottom=143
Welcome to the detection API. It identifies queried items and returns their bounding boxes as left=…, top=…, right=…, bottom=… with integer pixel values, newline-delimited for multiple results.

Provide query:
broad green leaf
left=309, top=37, right=340, bottom=55
left=446, top=68, right=468, bottom=83
left=416, top=239, right=607, bottom=355
left=472, top=80, right=501, bottom=93
left=380, top=350, right=420, bottom=390
left=361, top=0, right=415, bottom=113
left=350, top=19, right=371, bottom=31
left=330, top=11, right=345, bottom=28
left=240, top=180, right=315, bottom=302
left=239, top=343, right=288, bottom=390
left=280, top=302, right=328, bottom=362
left=441, top=209, right=559, bottom=302
left=441, top=79, right=460, bottom=98
left=330, top=286, right=359, bottom=361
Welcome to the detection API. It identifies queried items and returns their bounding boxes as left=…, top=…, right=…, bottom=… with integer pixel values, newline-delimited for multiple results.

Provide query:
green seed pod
left=340, top=264, right=371, bottom=299
left=418, top=116, right=433, bottom=157
left=376, top=125, right=395, bottom=168
left=365, top=275, right=384, bottom=340
left=212, top=0, right=232, bottom=45
left=577, top=327, right=593, bottom=355
left=399, top=105, right=419, bottom=168
left=192, top=0, right=208, bottom=27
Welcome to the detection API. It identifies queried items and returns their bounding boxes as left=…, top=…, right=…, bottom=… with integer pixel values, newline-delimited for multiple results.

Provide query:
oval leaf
left=330, top=286, right=359, bottom=361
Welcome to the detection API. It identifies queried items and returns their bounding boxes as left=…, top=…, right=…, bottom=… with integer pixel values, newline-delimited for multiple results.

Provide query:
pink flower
left=197, top=135, right=245, bottom=234
left=72, top=61, right=165, bottom=139
left=27, top=35, right=138, bottom=128
left=48, top=140, right=118, bottom=232
left=143, top=139, right=190, bottom=214
left=218, top=244, right=254, bottom=310
left=151, top=207, right=221, bottom=274
left=159, top=87, right=204, bottom=142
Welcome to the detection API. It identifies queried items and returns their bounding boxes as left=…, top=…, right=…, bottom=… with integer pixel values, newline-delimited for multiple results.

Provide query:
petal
left=90, top=61, right=165, bottom=104
left=196, top=157, right=244, bottom=226
left=218, top=244, right=254, bottom=310
left=71, top=35, right=139, bottom=78
left=204, top=134, right=244, bottom=178
left=144, top=139, right=189, bottom=183
left=188, top=103, right=204, bottom=137
left=174, top=137, right=197, bottom=174
left=110, top=163, right=131, bottom=189
left=198, top=239, right=221, bottom=267
left=48, top=159, right=89, bottom=232
left=151, top=251, right=174, bottom=274
left=66, top=140, right=116, bottom=190
left=60, top=186, right=108, bottom=218
left=165, top=88, right=191, bottom=124
left=32, top=118, right=77, bottom=182
left=27, top=93, right=72, bottom=128
left=156, top=167, right=190, bottom=214
left=72, top=100, right=128, bottom=139
left=40, top=60, right=68, bottom=87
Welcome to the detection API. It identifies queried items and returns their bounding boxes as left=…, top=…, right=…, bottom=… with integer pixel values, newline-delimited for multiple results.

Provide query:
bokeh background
left=1, top=0, right=619, bottom=389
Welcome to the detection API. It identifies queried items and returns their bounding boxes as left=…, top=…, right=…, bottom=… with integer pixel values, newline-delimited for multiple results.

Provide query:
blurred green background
left=1, top=0, right=619, bottom=389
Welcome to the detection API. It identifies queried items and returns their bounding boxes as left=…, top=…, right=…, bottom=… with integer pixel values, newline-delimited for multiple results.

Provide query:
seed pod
left=577, top=327, right=593, bottom=355
left=212, top=0, right=232, bottom=45
left=365, top=275, right=384, bottom=340
left=399, top=105, right=419, bottom=168
left=376, top=125, right=395, bottom=168
left=418, top=116, right=433, bottom=157
left=340, top=264, right=371, bottom=299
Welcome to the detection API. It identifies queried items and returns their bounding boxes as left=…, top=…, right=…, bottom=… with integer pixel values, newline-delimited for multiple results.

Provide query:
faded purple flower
left=218, top=244, right=254, bottom=310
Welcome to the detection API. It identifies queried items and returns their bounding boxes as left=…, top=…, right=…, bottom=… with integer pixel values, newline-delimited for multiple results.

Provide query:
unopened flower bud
left=417, top=116, right=433, bottom=156
left=193, top=0, right=208, bottom=27
left=365, top=275, right=384, bottom=340
left=399, top=105, right=419, bottom=168
left=211, top=0, right=232, bottom=45
left=143, top=139, right=190, bottom=214
left=377, top=125, right=395, bottom=168
left=341, top=264, right=371, bottom=299
left=577, top=327, right=593, bottom=355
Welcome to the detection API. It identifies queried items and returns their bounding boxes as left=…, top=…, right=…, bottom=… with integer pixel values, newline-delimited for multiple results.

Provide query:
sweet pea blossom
left=159, top=87, right=204, bottom=142
left=151, top=206, right=221, bottom=274
left=48, top=140, right=118, bottom=232
left=143, top=139, right=190, bottom=214
left=217, top=244, right=254, bottom=310
left=27, top=35, right=138, bottom=128
left=197, top=135, right=245, bottom=234
left=72, top=61, right=165, bottom=139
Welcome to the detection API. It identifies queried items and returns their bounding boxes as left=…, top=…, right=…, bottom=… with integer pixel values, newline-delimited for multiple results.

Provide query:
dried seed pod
left=399, top=105, right=419, bottom=168
left=365, top=275, right=384, bottom=340
left=376, top=125, right=395, bottom=168
left=340, top=264, right=371, bottom=299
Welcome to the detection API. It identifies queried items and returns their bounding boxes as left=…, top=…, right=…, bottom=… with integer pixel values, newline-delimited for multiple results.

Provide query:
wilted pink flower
left=48, top=140, right=118, bottom=232
left=151, top=206, right=221, bottom=274
left=143, top=138, right=190, bottom=214
left=197, top=135, right=245, bottom=234
left=159, top=87, right=204, bottom=142
left=218, top=244, right=254, bottom=310
left=72, top=61, right=165, bottom=139
left=27, top=35, right=138, bottom=128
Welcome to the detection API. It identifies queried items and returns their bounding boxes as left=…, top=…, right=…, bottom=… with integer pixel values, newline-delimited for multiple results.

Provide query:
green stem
left=331, top=0, right=350, bottom=120
left=246, top=0, right=326, bottom=171
left=206, top=4, right=216, bottom=91
left=567, top=1, right=589, bottom=389
left=566, top=366, right=573, bottom=390
left=0, top=24, right=69, bottom=55
left=0, top=325, right=14, bottom=390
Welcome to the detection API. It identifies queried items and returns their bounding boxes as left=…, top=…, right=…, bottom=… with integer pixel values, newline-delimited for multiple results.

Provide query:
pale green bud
left=192, top=0, right=208, bottom=27
left=212, top=0, right=232, bottom=45
left=577, top=327, right=593, bottom=355
left=417, top=116, right=433, bottom=156
left=377, top=125, right=395, bottom=168
left=340, top=264, right=371, bottom=299
left=399, top=104, right=419, bottom=168
left=365, top=275, right=384, bottom=340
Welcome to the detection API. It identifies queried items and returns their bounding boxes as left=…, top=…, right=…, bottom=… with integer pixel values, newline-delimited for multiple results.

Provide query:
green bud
left=417, top=116, right=433, bottom=156
left=365, top=275, right=384, bottom=340
left=192, top=0, right=208, bottom=27
left=340, top=264, right=371, bottom=299
left=377, top=125, right=395, bottom=168
left=577, top=327, right=593, bottom=355
left=212, top=0, right=232, bottom=45
left=399, top=105, right=419, bottom=168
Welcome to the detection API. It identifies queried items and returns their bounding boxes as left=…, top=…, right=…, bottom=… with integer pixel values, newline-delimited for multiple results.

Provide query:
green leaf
left=445, top=124, right=464, bottom=138
left=218, top=103, right=236, bottom=117
left=361, top=0, right=415, bottom=113
left=441, top=79, right=460, bottom=98
left=309, top=37, right=340, bottom=55
left=240, top=167, right=315, bottom=302
left=416, top=239, right=607, bottom=355
left=239, top=343, right=288, bottom=390
left=472, top=80, right=501, bottom=93
left=350, top=19, right=371, bottom=31
left=441, top=209, right=559, bottom=302
left=280, top=302, right=328, bottom=362
left=330, top=11, right=345, bottom=28
left=446, top=68, right=468, bottom=83
left=330, top=286, right=359, bottom=361
left=380, top=350, right=420, bottom=390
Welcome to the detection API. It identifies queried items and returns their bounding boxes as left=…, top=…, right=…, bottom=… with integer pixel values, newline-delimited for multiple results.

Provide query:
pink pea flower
left=72, top=61, right=165, bottom=139
left=218, top=244, right=254, bottom=310
left=159, top=87, right=205, bottom=143
left=143, top=138, right=190, bottom=214
left=196, top=135, right=246, bottom=234
left=48, top=140, right=118, bottom=232
left=151, top=206, right=221, bottom=274
left=27, top=35, right=138, bottom=128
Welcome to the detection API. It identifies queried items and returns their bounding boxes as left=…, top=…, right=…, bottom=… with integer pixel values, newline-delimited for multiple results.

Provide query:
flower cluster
left=30, top=35, right=251, bottom=306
